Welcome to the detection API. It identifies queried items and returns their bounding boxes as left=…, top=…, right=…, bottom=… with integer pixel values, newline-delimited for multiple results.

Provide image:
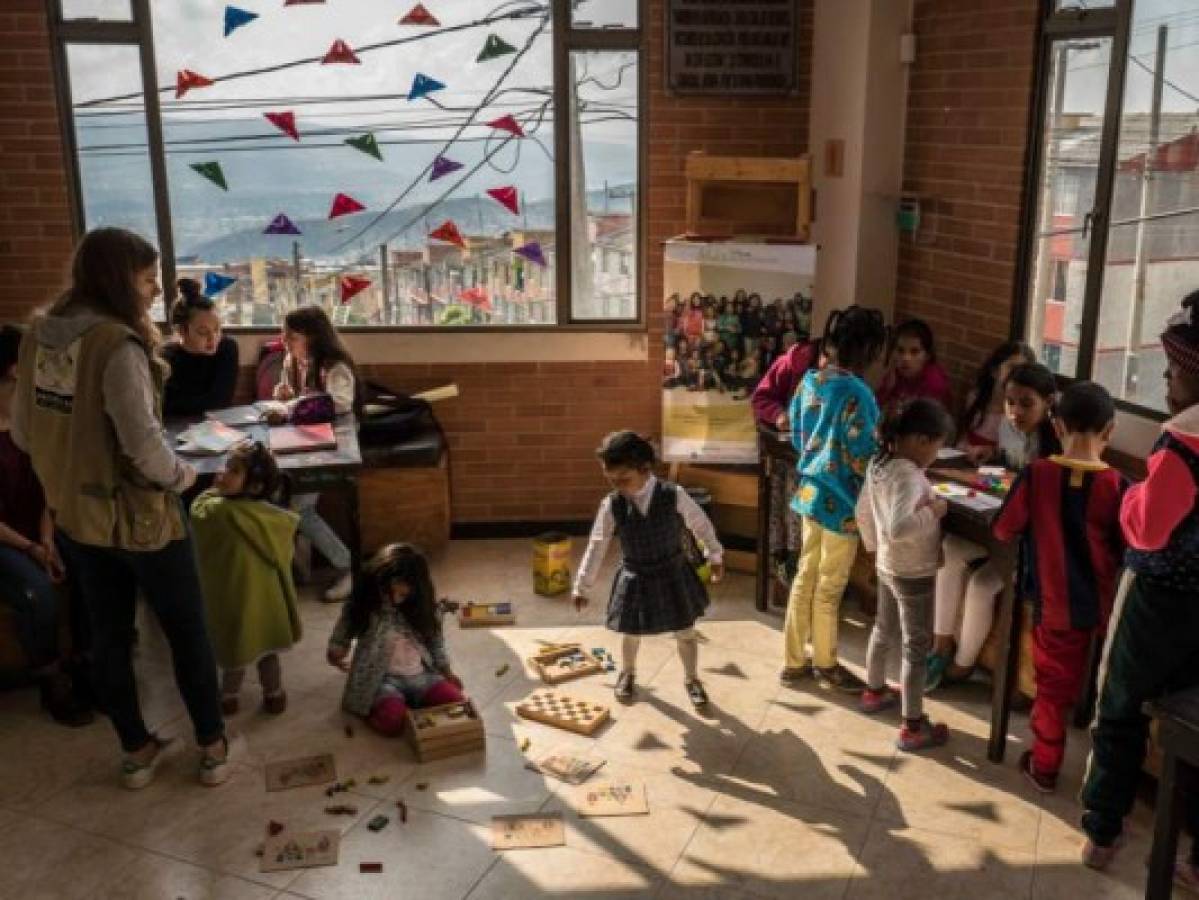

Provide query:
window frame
left=1012, top=0, right=1175, bottom=422
left=45, top=0, right=647, bottom=334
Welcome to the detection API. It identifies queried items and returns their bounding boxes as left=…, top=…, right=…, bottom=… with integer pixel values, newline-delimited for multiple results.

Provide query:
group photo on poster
left=662, top=240, right=817, bottom=464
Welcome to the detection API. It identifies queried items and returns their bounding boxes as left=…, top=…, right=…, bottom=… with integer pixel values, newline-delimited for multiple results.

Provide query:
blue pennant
left=204, top=272, right=238, bottom=295
left=223, top=6, right=259, bottom=37
left=407, top=73, right=446, bottom=101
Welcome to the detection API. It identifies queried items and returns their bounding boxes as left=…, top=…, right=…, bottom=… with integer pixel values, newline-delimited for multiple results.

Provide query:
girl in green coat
left=191, top=442, right=301, bottom=716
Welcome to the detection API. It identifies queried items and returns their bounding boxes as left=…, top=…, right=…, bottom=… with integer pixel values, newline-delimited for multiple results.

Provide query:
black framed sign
left=666, top=0, right=799, bottom=95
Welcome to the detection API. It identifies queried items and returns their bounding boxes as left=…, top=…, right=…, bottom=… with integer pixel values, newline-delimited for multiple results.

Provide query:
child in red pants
left=992, top=381, right=1124, bottom=792
left=327, top=544, right=465, bottom=735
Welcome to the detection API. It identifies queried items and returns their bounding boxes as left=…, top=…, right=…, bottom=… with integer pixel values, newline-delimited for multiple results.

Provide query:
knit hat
left=1162, top=291, right=1199, bottom=379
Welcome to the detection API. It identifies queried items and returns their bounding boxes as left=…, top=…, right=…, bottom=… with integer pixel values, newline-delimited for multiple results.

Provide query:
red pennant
left=322, top=39, right=360, bottom=65
left=486, top=114, right=525, bottom=137
left=339, top=275, right=371, bottom=304
left=429, top=220, right=466, bottom=249
left=328, top=192, right=366, bottom=219
left=486, top=186, right=519, bottom=215
left=264, top=111, right=299, bottom=141
left=175, top=69, right=214, bottom=99
left=399, top=3, right=439, bottom=25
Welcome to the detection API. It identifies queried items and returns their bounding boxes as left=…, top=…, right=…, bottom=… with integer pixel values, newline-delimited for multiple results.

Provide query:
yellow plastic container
left=533, top=532, right=572, bottom=596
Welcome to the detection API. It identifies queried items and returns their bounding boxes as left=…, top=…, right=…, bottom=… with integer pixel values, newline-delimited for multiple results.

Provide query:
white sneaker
left=323, top=572, right=353, bottom=603
left=121, top=735, right=178, bottom=790
left=198, top=733, right=244, bottom=787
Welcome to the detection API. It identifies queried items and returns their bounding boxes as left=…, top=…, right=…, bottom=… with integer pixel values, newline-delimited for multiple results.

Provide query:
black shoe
left=614, top=670, right=635, bottom=702
left=685, top=680, right=709, bottom=708
left=815, top=665, right=866, bottom=694
left=779, top=664, right=813, bottom=685
left=39, top=673, right=95, bottom=728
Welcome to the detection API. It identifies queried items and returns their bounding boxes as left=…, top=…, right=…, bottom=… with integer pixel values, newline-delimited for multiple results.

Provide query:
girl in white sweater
left=856, top=398, right=954, bottom=752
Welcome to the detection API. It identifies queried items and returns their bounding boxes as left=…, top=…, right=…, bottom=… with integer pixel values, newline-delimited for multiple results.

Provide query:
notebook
left=206, top=405, right=264, bottom=427
left=176, top=420, right=250, bottom=456
left=268, top=423, right=337, bottom=455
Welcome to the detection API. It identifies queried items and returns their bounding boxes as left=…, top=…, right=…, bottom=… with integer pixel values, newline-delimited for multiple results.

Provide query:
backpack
left=357, top=380, right=439, bottom=447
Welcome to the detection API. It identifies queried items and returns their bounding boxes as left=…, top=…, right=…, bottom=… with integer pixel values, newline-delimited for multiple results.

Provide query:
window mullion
left=553, top=0, right=572, bottom=325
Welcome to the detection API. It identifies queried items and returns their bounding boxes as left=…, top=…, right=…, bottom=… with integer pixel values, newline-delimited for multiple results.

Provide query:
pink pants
left=367, top=678, right=465, bottom=736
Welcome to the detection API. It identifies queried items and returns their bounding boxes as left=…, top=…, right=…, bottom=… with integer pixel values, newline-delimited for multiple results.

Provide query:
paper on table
left=176, top=420, right=249, bottom=456
left=934, top=481, right=1003, bottom=512
left=936, top=447, right=966, bottom=460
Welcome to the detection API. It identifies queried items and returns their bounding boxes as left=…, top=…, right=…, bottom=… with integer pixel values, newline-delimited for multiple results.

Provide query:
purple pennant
left=264, top=213, right=301, bottom=235
left=429, top=155, right=463, bottom=182
left=514, top=241, right=546, bottom=267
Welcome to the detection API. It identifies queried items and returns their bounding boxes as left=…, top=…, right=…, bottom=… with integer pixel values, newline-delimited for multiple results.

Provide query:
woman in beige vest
left=12, top=228, right=235, bottom=789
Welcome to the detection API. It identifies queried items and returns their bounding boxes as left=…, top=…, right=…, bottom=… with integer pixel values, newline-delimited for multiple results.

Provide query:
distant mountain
left=76, top=116, right=635, bottom=263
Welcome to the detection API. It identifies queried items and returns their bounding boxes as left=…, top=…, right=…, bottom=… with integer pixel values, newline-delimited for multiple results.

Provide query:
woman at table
left=12, top=227, right=233, bottom=789
left=162, top=277, right=239, bottom=417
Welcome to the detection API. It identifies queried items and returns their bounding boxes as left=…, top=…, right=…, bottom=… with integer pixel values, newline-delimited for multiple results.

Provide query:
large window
left=48, top=0, right=642, bottom=329
left=1021, top=0, right=1199, bottom=415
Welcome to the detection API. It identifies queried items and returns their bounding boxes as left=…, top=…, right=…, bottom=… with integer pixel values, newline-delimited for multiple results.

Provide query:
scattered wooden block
left=458, top=601, right=516, bottom=628
left=516, top=690, right=610, bottom=736
left=406, top=699, right=486, bottom=762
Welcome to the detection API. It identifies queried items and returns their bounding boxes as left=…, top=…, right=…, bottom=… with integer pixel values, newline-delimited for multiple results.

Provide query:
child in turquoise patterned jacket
left=781, top=306, right=887, bottom=692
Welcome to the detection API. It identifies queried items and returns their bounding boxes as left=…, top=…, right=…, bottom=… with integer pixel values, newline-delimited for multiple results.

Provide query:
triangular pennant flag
left=175, top=69, right=214, bottom=99
left=344, top=133, right=382, bottom=161
left=430, top=155, right=463, bottom=181
left=407, top=73, right=445, bottom=101
left=189, top=161, right=228, bottom=191
left=322, top=39, right=360, bottom=65
left=514, top=242, right=546, bottom=267
left=399, top=3, right=439, bottom=26
left=486, top=114, right=524, bottom=137
left=339, top=275, right=371, bottom=304
left=429, top=220, right=465, bottom=249
left=486, top=186, right=519, bottom=215
left=284, top=0, right=325, bottom=5
left=204, top=272, right=237, bottom=295
left=223, top=6, right=258, bottom=36
left=328, top=192, right=366, bottom=219
left=477, top=33, right=516, bottom=62
left=264, top=213, right=301, bottom=235
left=264, top=111, right=299, bottom=141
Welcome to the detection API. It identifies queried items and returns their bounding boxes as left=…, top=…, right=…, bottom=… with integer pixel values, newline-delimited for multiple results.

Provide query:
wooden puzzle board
left=260, top=830, right=340, bottom=872
left=458, top=602, right=516, bottom=628
left=529, top=646, right=603, bottom=685
left=264, top=753, right=336, bottom=792
left=491, top=813, right=566, bottom=850
left=407, top=700, right=486, bottom=762
left=574, top=781, right=649, bottom=817
left=515, top=690, right=610, bottom=736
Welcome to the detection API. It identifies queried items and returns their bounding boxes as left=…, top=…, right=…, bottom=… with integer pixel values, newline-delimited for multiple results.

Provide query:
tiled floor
left=0, top=540, right=1165, bottom=899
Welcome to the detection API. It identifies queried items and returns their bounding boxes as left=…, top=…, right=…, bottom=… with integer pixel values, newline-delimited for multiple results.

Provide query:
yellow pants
left=784, top=517, right=859, bottom=669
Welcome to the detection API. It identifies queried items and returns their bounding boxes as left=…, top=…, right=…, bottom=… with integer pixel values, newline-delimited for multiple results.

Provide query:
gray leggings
left=865, top=574, right=935, bottom=721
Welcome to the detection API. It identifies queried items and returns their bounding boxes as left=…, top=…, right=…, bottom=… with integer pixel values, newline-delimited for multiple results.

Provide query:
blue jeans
left=0, top=544, right=59, bottom=667
left=58, top=532, right=224, bottom=753
left=295, top=493, right=350, bottom=572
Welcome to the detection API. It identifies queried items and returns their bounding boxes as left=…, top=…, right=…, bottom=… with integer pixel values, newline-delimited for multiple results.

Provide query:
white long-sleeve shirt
left=855, top=457, right=942, bottom=578
left=275, top=355, right=356, bottom=415
left=573, top=475, right=724, bottom=596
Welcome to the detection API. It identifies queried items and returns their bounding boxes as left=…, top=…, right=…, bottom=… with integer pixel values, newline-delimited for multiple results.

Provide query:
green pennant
left=345, top=132, right=382, bottom=161
left=190, top=161, right=228, bottom=191
left=476, top=33, right=516, bottom=62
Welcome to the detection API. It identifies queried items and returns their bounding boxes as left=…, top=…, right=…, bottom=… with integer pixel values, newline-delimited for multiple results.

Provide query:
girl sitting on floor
left=927, top=362, right=1061, bottom=690
left=327, top=543, right=464, bottom=736
left=191, top=442, right=300, bottom=717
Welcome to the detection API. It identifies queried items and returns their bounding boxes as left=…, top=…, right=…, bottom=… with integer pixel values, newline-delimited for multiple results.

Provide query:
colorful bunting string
left=328, top=193, right=366, bottom=219
left=486, top=114, right=524, bottom=137
left=477, top=34, right=516, bottom=63
left=486, top=186, right=519, bottom=215
left=175, top=69, right=214, bottom=99
left=223, top=6, right=258, bottom=36
left=264, top=111, right=300, bottom=141
left=322, top=39, right=360, bottom=65
left=429, top=220, right=466, bottom=249
left=264, top=213, right=301, bottom=235
left=399, top=3, right=439, bottom=26
left=514, top=242, right=546, bottom=267
left=345, top=133, right=382, bottom=161
left=189, top=161, right=228, bottom=191
left=339, top=275, right=371, bottom=304
left=204, top=272, right=237, bottom=295
left=430, top=155, right=463, bottom=181
left=407, top=73, right=445, bottom=102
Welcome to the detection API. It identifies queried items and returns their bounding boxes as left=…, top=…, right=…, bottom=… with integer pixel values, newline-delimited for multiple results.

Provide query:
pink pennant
left=429, top=220, right=466, bottom=249
left=175, top=69, right=214, bottom=99
left=486, top=114, right=525, bottom=137
left=328, top=192, right=366, bottom=219
left=399, top=3, right=439, bottom=25
left=264, top=111, right=299, bottom=141
left=486, top=186, right=519, bottom=215
left=322, top=39, right=360, bottom=65
left=339, top=274, right=371, bottom=304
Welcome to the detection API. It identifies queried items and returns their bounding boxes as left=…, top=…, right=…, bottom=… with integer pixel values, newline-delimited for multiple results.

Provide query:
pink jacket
left=750, top=341, right=818, bottom=427
left=876, top=361, right=953, bottom=418
left=1121, top=404, right=1199, bottom=551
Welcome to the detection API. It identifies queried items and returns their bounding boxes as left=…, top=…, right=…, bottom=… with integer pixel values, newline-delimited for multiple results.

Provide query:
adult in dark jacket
left=162, top=277, right=239, bottom=417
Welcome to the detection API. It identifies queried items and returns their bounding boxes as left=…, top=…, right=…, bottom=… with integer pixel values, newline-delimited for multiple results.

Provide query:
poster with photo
left=662, top=240, right=817, bottom=464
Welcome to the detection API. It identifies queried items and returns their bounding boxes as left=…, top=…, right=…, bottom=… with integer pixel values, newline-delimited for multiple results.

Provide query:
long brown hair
left=346, top=543, right=440, bottom=646
left=48, top=228, right=162, bottom=351
left=283, top=305, right=360, bottom=410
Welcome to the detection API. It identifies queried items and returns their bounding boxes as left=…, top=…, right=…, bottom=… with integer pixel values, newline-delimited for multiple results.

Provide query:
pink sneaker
left=1175, top=860, right=1199, bottom=895
left=896, top=717, right=948, bottom=752
left=859, top=687, right=898, bottom=715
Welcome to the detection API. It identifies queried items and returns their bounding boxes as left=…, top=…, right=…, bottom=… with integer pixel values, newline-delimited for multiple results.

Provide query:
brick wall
left=0, top=0, right=813, bottom=524
left=0, top=3, right=74, bottom=324
left=895, top=0, right=1039, bottom=392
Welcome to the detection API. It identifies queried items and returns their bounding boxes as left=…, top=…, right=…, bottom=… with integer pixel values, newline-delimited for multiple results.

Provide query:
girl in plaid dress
left=573, top=432, right=724, bottom=708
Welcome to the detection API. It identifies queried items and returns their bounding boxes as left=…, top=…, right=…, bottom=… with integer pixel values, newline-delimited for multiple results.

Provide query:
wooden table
left=168, top=413, right=364, bottom=583
left=755, top=431, right=1021, bottom=762
left=1145, top=686, right=1199, bottom=899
